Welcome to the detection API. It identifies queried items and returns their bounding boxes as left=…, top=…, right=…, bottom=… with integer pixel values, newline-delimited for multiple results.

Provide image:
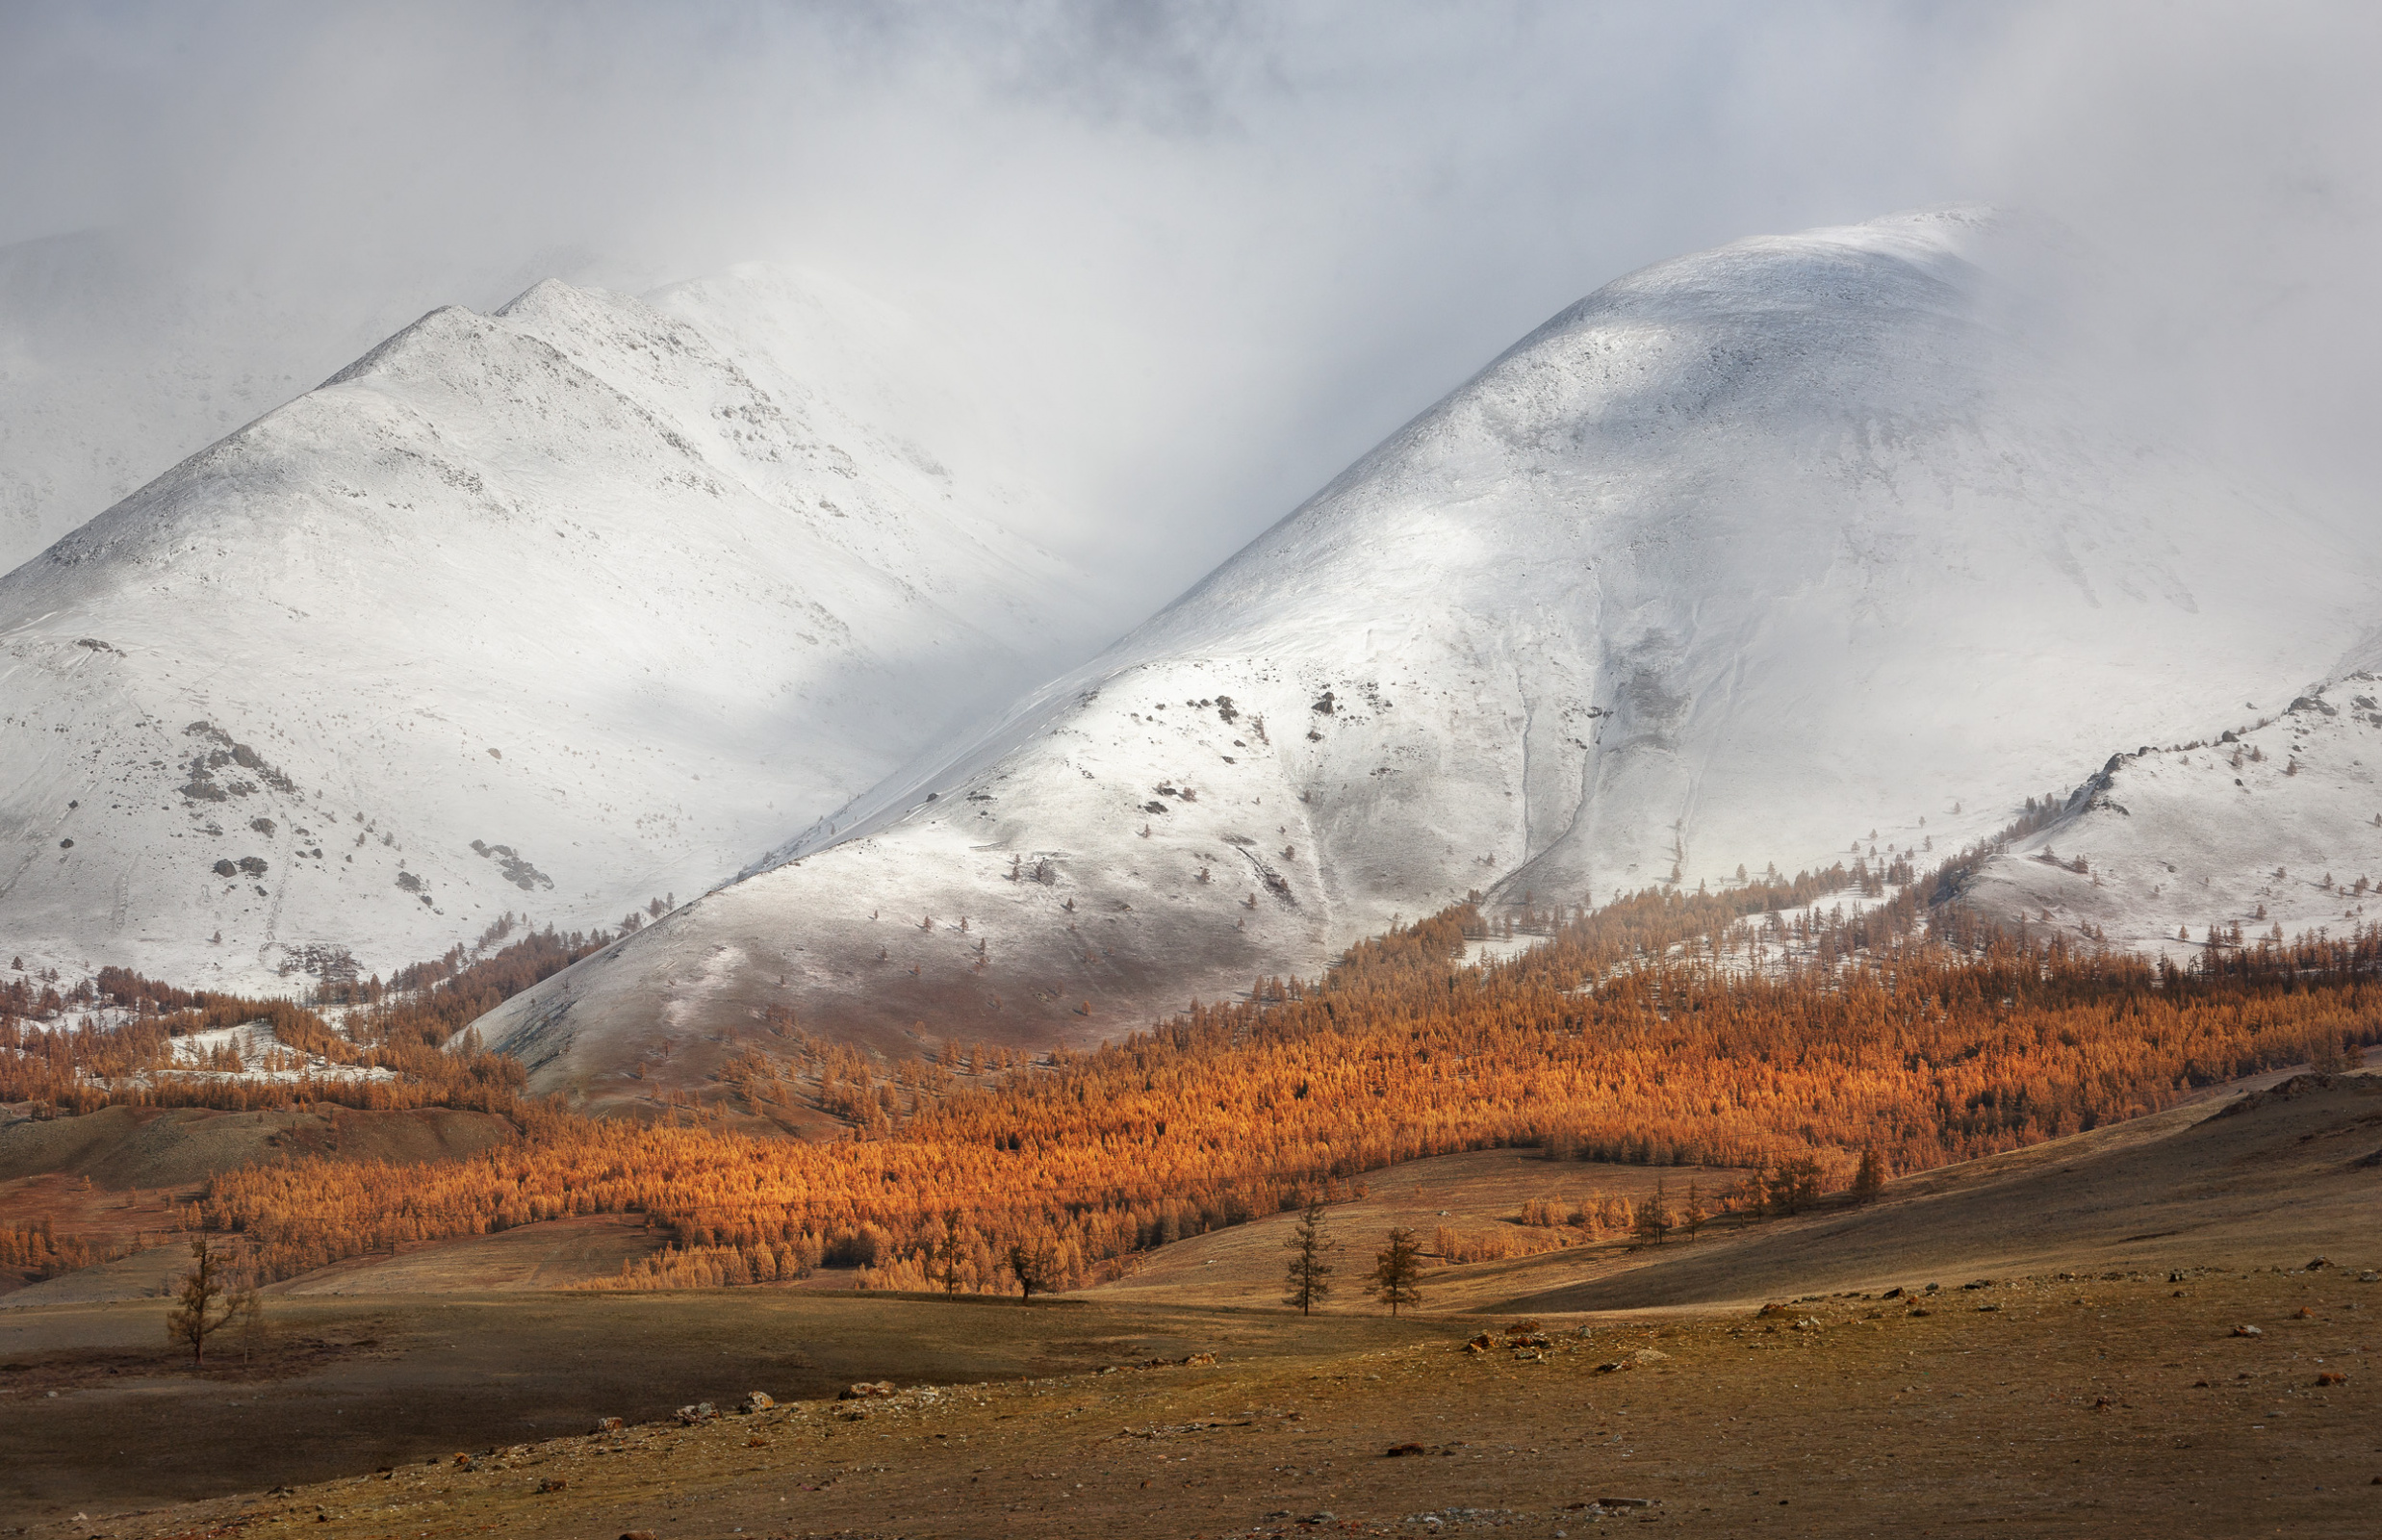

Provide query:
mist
left=2, top=1, right=2375, bottom=611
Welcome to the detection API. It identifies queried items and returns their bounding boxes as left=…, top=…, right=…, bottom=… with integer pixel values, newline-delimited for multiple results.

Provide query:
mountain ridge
left=481, top=206, right=2382, bottom=1104
left=0, top=267, right=1107, bottom=991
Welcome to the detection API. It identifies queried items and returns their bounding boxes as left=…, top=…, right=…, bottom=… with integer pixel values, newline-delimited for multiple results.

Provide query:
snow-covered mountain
left=478, top=208, right=2382, bottom=1101
left=1965, top=669, right=2382, bottom=955
left=0, top=229, right=468, bottom=573
left=0, top=266, right=1108, bottom=989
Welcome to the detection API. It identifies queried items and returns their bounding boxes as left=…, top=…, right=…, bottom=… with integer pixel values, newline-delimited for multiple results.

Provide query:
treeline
left=0, top=926, right=611, bottom=1116
left=195, top=885, right=2377, bottom=1295
left=0, top=1219, right=132, bottom=1280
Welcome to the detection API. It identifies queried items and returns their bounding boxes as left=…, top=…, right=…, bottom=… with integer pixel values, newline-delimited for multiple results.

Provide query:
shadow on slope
left=1491, top=1068, right=2382, bottom=1314
left=0, top=1102, right=516, bottom=1193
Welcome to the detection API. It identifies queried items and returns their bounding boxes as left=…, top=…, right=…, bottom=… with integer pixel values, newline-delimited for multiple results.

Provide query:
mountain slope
left=1962, top=668, right=2382, bottom=954
left=0, top=229, right=501, bottom=573
left=482, top=207, right=2382, bottom=1098
left=1494, top=1068, right=2381, bottom=1313
left=0, top=269, right=1104, bottom=989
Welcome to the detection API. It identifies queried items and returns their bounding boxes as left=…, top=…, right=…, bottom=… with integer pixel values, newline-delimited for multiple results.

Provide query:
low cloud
left=1, top=1, right=2374, bottom=603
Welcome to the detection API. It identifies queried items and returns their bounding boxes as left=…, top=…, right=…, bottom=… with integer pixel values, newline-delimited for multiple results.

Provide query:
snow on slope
left=0, top=229, right=455, bottom=572
left=481, top=208, right=2382, bottom=1100
left=1965, top=672, right=2382, bottom=957
left=0, top=268, right=1105, bottom=990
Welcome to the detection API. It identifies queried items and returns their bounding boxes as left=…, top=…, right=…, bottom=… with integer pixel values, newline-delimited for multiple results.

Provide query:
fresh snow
left=165, top=1018, right=396, bottom=1086
left=0, top=267, right=1109, bottom=991
left=0, top=229, right=462, bottom=573
left=482, top=207, right=2382, bottom=1099
left=1966, top=672, right=2382, bottom=959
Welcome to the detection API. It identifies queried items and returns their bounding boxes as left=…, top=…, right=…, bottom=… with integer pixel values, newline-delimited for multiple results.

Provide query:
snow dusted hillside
left=1965, top=672, right=2382, bottom=956
left=481, top=206, right=2382, bottom=1101
left=0, top=229, right=494, bottom=573
left=0, top=268, right=1104, bottom=990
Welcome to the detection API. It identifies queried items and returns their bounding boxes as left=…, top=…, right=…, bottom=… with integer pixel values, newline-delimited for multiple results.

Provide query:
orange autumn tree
left=184, top=877, right=2379, bottom=1295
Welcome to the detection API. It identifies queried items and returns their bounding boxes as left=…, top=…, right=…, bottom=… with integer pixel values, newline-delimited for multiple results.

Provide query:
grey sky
left=2, top=1, right=2375, bottom=611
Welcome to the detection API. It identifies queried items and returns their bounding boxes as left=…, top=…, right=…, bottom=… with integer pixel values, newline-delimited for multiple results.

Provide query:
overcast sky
left=2, top=1, right=2376, bottom=609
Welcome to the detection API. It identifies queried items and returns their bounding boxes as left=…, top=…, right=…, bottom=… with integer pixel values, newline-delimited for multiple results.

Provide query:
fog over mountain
left=0, top=3, right=2377, bottom=1037
left=6, top=5, right=2377, bottom=603
left=484, top=209, right=2382, bottom=1102
left=0, top=267, right=1104, bottom=988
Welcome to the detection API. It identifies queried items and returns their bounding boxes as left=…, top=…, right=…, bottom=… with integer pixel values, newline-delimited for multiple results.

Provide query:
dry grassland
left=3, top=1070, right=2376, bottom=1538
left=13, top=1269, right=2375, bottom=1540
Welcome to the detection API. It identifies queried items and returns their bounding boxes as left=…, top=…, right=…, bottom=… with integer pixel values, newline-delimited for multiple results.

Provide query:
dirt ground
left=12, top=1268, right=2376, bottom=1539
left=3, top=1069, right=2376, bottom=1537
left=0, top=1290, right=1409, bottom=1516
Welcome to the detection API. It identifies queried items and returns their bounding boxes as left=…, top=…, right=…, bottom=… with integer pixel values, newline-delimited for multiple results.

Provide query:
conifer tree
left=1371, top=1226, right=1422, bottom=1316
left=1006, top=1239, right=1055, bottom=1299
left=166, top=1241, right=246, bottom=1366
left=1633, top=1177, right=1673, bottom=1245
left=1282, top=1193, right=1335, bottom=1315
left=935, top=1211, right=968, bottom=1296
left=1767, top=1156, right=1823, bottom=1216
left=1852, top=1146, right=1885, bottom=1201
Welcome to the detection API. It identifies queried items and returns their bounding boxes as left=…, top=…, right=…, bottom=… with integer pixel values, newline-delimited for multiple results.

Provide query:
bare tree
left=228, top=1279, right=268, bottom=1364
left=1282, top=1194, right=1335, bottom=1316
left=1370, top=1227, right=1422, bottom=1317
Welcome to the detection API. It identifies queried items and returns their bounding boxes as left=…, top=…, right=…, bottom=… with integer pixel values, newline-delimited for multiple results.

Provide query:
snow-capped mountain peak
left=479, top=209, right=2382, bottom=1103
left=0, top=267, right=1107, bottom=990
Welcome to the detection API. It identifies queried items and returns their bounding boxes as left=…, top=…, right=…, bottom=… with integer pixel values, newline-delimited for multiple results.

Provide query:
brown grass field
left=2, top=1068, right=2377, bottom=1538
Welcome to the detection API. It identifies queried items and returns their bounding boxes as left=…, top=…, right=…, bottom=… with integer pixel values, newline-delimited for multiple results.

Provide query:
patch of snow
left=165, top=1018, right=394, bottom=1085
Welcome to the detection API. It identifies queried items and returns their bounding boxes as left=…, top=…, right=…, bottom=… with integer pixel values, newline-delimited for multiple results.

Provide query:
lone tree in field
left=1682, top=1178, right=1707, bottom=1242
left=1371, top=1226, right=1422, bottom=1317
left=1007, top=1239, right=1056, bottom=1299
left=166, top=1240, right=253, bottom=1366
left=1282, top=1193, right=1335, bottom=1315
